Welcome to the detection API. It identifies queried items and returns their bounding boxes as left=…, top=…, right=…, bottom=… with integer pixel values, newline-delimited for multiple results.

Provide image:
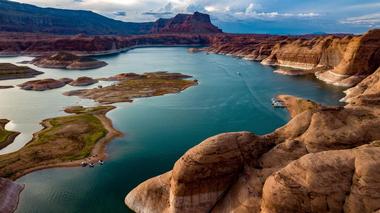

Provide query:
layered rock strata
left=206, top=29, right=380, bottom=87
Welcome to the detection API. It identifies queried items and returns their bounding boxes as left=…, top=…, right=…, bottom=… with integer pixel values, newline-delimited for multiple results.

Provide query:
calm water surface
left=0, top=48, right=344, bottom=212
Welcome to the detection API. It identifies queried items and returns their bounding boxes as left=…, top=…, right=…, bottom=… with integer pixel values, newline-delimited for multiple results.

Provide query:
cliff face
left=206, top=29, right=380, bottom=87
left=126, top=67, right=380, bottom=212
left=0, top=33, right=211, bottom=56
left=150, top=12, right=222, bottom=34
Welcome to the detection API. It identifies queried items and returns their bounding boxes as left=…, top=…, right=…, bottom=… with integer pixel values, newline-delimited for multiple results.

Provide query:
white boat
left=271, top=98, right=285, bottom=108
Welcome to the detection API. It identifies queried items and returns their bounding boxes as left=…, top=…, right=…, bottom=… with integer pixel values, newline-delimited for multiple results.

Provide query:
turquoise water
left=0, top=48, right=344, bottom=212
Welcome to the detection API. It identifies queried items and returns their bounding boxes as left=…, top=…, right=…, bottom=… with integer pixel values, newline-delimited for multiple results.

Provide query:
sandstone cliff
left=150, top=12, right=222, bottom=34
left=205, top=29, right=380, bottom=87
left=126, top=66, right=380, bottom=213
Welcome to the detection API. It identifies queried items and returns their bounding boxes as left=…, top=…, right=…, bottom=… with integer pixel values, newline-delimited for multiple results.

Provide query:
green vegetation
left=0, top=119, right=19, bottom=149
left=0, top=106, right=114, bottom=180
left=65, top=72, right=198, bottom=104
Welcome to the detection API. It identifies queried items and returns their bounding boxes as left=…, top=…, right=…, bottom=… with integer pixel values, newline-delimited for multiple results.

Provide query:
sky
left=11, top=0, right=380, bottom=34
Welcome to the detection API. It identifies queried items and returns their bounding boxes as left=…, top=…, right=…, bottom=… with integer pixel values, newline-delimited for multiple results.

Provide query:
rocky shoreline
left=125, top=34, right=380, bottom=213
left=203, top=29, right=380, bottom=87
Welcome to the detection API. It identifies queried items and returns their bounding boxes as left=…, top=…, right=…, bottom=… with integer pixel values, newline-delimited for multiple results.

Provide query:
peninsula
left=0, top=119, right=19, bottom=150
left=0, top=106, right=121, bottom=180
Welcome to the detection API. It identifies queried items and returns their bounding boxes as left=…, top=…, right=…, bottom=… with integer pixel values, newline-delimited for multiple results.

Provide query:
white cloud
left=13, top=0, right=320, bottom=22
left=341, top=13, right=380, bottom=26
left=245, top=3, right=255, bottom=15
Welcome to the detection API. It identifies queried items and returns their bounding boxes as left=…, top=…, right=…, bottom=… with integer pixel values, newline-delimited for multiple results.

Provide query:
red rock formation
left=0, top=33, right=211, bottom=56
left=150, top=12, right=222, bottom=34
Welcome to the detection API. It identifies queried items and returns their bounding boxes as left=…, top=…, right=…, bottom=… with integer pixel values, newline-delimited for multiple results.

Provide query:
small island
left=64, top=72, right=198, bottom=104
left=31, top=52, right=108, bottom=70
left=69, top=76, right=98, bottom=86
left=0, top=119, right=19, bottom=150
left=0, top=106, right=121, bottom=180
left=18, top=78, right=72, bottom=91
left=0, top=63, right=43, bottom=80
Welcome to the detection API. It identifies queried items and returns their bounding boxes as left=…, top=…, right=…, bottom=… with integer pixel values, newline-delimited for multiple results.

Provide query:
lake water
left=0, top=47, right=344, bottom=212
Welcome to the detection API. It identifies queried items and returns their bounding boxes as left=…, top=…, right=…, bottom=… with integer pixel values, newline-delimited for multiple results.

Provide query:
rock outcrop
left=31, top=52, right=107, bottom=70
left=69, top=77, right=98, bottom=86
left=150, top=12, right=222, bottom=34
left=341, top=66, right=380, bottom=106
left=315, top=29, right=380, bottom=86
left=18, top=78, right=72, bottom=91
left=0, top=63, right=42, bottom=80
left=126, top=66, right=380, bottom=212
left=0, top=178, right=24, bottom=213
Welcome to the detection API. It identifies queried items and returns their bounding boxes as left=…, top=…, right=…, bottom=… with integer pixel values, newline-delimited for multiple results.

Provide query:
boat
left=89, top=163, right=95, bottom=168
left=271, top=97, right=285, bottom=108
left=81, top=162, right=88, bottom=167
left=273, top=102, right=285, bottom=108
left=98, top=160, right=104, bottom=165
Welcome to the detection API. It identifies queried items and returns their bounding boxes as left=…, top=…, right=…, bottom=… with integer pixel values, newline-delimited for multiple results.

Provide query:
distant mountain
left=150, top=12, right=222, bottom=34
left=0, top=0, right=222, bottom=35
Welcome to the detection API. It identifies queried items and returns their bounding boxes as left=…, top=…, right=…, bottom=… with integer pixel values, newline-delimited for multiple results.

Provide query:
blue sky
left=12, top=0, right=380, bottom=34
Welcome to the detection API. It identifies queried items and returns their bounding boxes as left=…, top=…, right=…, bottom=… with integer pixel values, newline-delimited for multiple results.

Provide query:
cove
left=2, top=47, right=344, bottom=212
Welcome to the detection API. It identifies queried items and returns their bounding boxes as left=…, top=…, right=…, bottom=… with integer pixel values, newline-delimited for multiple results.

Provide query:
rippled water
left=0, top=48, right=344, bottom=212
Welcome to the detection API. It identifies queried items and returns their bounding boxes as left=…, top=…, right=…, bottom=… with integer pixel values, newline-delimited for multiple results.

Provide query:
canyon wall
left=0, top=33, right=211, bottom=56
left=206, top=29, right=380, bottom=87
